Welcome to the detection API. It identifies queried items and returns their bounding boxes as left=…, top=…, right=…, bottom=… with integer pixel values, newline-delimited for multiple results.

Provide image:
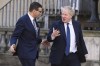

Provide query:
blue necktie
left=65, top=23, right=70, bottom=55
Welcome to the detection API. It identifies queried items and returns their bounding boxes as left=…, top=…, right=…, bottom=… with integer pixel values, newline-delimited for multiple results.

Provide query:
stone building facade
left=0, top=0, right=100, bottom=66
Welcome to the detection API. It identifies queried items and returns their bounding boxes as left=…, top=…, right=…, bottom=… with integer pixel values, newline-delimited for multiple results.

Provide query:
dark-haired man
left=9, top=2, right=44, bottom=66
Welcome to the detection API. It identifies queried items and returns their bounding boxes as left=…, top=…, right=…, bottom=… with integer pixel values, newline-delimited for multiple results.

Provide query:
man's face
left=61, top=9, right=72, bottom=23
left=32, top=7, right=43, bottom=18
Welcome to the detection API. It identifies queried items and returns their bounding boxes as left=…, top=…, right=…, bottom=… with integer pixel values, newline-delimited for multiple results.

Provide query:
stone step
left=0, top=53, right=50, bottom=66
left=0, top=53, right=100, bottom=66
left=0, top=53, right=21, bottom=66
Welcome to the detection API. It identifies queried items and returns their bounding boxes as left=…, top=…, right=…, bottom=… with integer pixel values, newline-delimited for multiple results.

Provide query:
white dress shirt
left=64, top=20, right=77, bottom=53
left=28, top=13, right=38, bottom=31
left=28, top=12, right=34, bottom=23
left=28, top=13, right=38, bottom=37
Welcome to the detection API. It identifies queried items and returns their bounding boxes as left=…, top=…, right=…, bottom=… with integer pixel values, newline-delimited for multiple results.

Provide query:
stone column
left=0, top=32, right=6, bottom=53
left=89, top=0, right=99, bottom=22
left=44, top=14, right=49, bottom=29
left=61, top=0, right=70, bottom=6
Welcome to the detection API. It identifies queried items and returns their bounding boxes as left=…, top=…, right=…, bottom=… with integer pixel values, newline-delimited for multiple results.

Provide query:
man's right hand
left=9, top=44, right=16, bottom=53
left=51, top=27, right=60, bottom=40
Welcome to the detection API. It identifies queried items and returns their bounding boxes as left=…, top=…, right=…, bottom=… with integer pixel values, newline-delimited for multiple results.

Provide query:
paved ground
left=0, top=53, right=50, bottom=66
left=0, top=53, right=100, bottom=66
left=36, top=60, right=50, bottom=66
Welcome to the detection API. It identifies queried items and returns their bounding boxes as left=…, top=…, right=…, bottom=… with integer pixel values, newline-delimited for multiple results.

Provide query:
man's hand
left=41, top=39, right=50, bottom=47
left=51, top=28, right=60, bottom=39
left=9, top=44, right=16, bottom=53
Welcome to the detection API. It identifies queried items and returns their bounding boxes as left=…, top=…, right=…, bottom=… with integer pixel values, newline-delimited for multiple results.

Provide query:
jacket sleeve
left=10, top=18, right=24, bottom=45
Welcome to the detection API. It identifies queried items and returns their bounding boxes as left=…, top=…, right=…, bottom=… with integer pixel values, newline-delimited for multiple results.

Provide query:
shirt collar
left=64, top=19, right=72, bottom=25
left=68, top=20, right=72, bottom=25
left=28, top=12, right=34, bottom=21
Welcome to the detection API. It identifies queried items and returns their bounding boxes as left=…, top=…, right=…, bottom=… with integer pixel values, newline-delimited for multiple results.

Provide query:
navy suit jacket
left=10, top=14, right=42, bottom=59
left=47, top=20, right=88, bottom=64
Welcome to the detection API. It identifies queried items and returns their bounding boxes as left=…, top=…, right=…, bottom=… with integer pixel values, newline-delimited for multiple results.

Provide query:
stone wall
left=83, top=30, right=100, bottom=66
left=0, top=30, right=100, bottom=66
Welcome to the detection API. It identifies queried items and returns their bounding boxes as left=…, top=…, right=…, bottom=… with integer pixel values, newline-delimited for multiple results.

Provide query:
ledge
left=83, top=30, right=100, bottom=37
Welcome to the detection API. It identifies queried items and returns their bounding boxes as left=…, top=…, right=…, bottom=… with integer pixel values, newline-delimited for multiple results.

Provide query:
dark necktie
left=33, top=19, right=38, bottom=37
left=33, top=20, right=37, bottom=30
left=65, top=23, right=70, bottom=55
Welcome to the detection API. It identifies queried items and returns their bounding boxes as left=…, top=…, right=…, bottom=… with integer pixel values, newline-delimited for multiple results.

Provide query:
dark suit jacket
left=10, top=14, right=42, bottom=59
left=47, top=20, right=88, bottom=64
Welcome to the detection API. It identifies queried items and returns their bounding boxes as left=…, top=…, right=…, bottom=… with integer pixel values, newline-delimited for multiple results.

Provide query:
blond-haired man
left=47, top=6, right=88, bottom=66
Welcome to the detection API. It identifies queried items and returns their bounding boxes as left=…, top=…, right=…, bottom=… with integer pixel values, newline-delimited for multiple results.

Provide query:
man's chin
left=62, top=20, right=67, bottom=23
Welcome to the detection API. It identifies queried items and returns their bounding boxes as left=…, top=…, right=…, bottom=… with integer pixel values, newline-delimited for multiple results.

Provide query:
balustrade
left=0, top=0, right=79, bottom=28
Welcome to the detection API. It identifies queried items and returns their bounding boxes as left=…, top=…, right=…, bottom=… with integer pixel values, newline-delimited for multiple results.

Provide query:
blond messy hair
left=61, top=6, right=75, bottom=16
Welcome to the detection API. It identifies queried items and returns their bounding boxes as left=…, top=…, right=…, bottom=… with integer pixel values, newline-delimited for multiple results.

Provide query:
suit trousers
left=51, top=53, right=81, bottom=66
left=19, top=58, right=36, bottom=66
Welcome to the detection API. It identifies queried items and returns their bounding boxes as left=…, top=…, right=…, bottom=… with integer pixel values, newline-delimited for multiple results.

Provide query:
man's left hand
left=41, top=39, right=50, bottom=47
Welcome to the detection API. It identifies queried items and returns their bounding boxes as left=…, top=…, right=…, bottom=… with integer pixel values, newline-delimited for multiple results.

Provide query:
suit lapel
left=72, top=20, right=78, bottom=42
left=59, top=21, right=66, bottom=41
left=26, top=14, right=37, bottom=34
left=34, top=19, right=40, bottom=37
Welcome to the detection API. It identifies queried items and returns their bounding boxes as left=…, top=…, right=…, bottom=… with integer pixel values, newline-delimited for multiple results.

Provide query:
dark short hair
left=29, top=2, right=42, bottom=12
